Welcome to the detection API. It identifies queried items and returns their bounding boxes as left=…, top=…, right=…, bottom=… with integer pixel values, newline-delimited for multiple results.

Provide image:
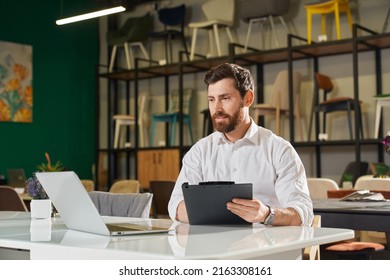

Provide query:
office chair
left=308, top=72, right=364, bottom=141
left=149, top=88, right=194, bottom=147
left=148, top=4, right=189, bottom=64
left=304, top=0, right=353, bottom=44
left=89, top=191, right=152, bottom=218
left=0, top=186, right=28, bottom=211
left=149, top=180, right=175, bottom=218
left=307, top=178, right=339, bottom=199
left=251, top=70, right=304, bottom=141
left=109, top=180, right=140, bottom=194
left=240, top=0, right=290, bottom=51
left=188, top=0, right=235, bottom=60
left=106, top=13, right=153, bottom=72
left=81, top=180, right=94, bottom=192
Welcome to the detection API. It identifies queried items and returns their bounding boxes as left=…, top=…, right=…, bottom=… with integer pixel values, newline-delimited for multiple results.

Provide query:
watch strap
left=261, top=205, right=275, bottom=226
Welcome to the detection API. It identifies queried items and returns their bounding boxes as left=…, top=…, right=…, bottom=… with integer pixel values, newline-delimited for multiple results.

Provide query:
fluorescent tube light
left=56, top=6, right=126, bottom=25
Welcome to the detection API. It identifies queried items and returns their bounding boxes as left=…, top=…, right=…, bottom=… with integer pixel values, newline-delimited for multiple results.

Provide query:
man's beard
left=212, top=102, right=243, bottom=133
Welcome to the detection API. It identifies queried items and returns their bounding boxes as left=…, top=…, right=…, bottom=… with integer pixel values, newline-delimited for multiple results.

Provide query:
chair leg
left=374, top=101, right=382, bottom=138
left=306, top=10, right=313, bottom=44
left=308, top=103, right=315, bottom=141
left=109, top=45, right=117, bottom=72
left=358, top=104, right=364, bottom=139
left=244, top=20, right=254, bottom=52
left=123, top=42, right=131, bottom=69
left=138, top=43, right=149, bottom=60
left=212, top=24, right=222, bottom=56
left=190, top=28, right=198, bottom=61
left=180, top=32, right=190, bottom=61
left=268, top=15, right=280, bottom=48
left=150, top=118, right=157, bottom=147
left=322, top=112, right=327, bottom=135
left=114, top=121, right=121, bottom=149
left=334, top=3, right=341, bottom=40
left=346, top=105, right=353, bottom=140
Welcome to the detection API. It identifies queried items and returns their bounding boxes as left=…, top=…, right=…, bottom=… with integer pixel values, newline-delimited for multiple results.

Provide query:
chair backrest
left=109, top=180, right=140, bottom=193
left=339, top=161, right=369, bottom=186
left=149, top=180, right=175, bottom=218
left=202, top=0, right=235, bottom=24
left=106, top=13, right=154, bottom=45
left=168, top=88, right=193, bottom=115
left=354, top=176, right=390, bottom=191
left=269, top=70, right=302, bottom=111
left=81, top=180, right=94, bottom=192
left=158, top=4, right=186, bottom=28
left=314, top=72, right=334, bottom=102
left=0, top=186, right=28, bottom=211
left=307, top=178, right=339, bottom=199
left=89, top=191, right=152, bottom=218
left=240, top=0, right=290, bottom=21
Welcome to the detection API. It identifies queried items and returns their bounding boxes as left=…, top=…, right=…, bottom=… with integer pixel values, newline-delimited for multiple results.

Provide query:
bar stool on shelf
left=304, top=0, right=353, bottom=44
left=240, top=0, right=290, bottom=51
left=149, top=88, right=194, bottom=147
left=113, top=92, right=149, bottom=149
left=188, top=0, right=235, bottom=60
left=106, top=13, right=153, bottom=72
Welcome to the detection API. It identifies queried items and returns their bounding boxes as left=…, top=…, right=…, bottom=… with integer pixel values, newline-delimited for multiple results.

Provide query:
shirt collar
left=215, top=118, right=259, bottom=145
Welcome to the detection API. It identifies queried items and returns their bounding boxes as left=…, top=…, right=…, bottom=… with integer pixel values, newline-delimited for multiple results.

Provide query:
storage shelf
left=97, top=25, right=390, bottom=184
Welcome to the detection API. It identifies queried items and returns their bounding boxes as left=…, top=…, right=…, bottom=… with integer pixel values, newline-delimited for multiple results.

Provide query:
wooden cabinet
left=137, top=149, right=180, bottom=189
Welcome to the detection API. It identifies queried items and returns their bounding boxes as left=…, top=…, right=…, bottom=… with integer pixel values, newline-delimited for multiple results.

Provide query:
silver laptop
left=35, top=171, right=172, bottom=236
left=7, top=168, right=26, bottom=188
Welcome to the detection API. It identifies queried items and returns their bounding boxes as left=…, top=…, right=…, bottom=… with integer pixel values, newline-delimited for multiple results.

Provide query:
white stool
left=374, top=95, right=390, bottom=138
left=113, top=115, right=136, bottom=149
left=109, top=42, right=149, bottom=72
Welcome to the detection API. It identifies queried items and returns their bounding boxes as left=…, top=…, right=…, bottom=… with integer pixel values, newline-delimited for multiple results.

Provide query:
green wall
left=0, top=1, right=99, bottom=181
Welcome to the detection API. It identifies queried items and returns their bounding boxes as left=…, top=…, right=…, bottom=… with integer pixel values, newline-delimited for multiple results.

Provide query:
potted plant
left=341, top=173, right=353, bottom=189
left=26, top=153, right=65, bottom=219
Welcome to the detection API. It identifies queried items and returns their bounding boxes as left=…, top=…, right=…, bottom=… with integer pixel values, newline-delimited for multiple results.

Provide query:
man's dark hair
left=204, top=63, right=254, bottom=98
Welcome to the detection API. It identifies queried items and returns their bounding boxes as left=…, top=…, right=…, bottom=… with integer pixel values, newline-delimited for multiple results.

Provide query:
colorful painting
left=0, top=41, right=33, bottom=123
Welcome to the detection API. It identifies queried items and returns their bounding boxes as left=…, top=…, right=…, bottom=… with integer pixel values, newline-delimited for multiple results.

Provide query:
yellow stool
left=305, top=0, right=353, bottom=44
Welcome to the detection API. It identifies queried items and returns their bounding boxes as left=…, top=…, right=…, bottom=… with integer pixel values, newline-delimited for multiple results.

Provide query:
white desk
left=0, top=211, right=354, bottom=260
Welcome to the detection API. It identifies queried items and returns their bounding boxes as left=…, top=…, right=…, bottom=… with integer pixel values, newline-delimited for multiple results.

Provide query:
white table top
left=0, top=212, right=354, bottom=260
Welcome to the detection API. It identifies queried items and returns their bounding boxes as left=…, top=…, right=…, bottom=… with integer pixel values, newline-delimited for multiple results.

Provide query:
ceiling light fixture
left=56, top=6, right=126, bottom=25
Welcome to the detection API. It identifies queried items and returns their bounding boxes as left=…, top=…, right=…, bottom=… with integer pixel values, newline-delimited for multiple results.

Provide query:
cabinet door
left=137, top=149, right=180, bottom=189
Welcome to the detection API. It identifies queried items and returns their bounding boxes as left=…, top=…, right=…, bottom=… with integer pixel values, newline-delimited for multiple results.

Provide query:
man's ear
left=244, top=90, right=254, bottom=107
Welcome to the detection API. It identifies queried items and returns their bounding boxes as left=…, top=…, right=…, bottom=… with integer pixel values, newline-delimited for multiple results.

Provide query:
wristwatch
left=261, top=205, right=275, bottom=226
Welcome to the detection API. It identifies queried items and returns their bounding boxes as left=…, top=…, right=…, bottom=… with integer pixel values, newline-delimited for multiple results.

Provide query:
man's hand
left=226, top=198, right=269, bottom=223
left=176, top=200, right=189, bottom=223
left=227, top=198, right=302, bottom=225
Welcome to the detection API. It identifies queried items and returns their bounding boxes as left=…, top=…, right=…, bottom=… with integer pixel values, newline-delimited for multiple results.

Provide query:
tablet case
left=182, top=181, right=253, bottom=225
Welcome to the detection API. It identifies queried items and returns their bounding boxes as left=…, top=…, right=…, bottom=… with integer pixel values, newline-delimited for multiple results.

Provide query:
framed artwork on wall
left=0, top=40, right=33, bottom=123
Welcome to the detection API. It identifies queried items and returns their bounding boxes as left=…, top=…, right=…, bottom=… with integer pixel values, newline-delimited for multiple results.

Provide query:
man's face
left=207, top=78, right=244, bottom=133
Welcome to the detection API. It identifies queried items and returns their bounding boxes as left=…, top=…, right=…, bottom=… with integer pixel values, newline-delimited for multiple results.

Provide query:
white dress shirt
left=168, top=120, right=314, bottom=226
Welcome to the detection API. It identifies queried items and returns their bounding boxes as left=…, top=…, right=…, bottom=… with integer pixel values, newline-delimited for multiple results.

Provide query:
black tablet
left=182, top=181, right=253, bottom=225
